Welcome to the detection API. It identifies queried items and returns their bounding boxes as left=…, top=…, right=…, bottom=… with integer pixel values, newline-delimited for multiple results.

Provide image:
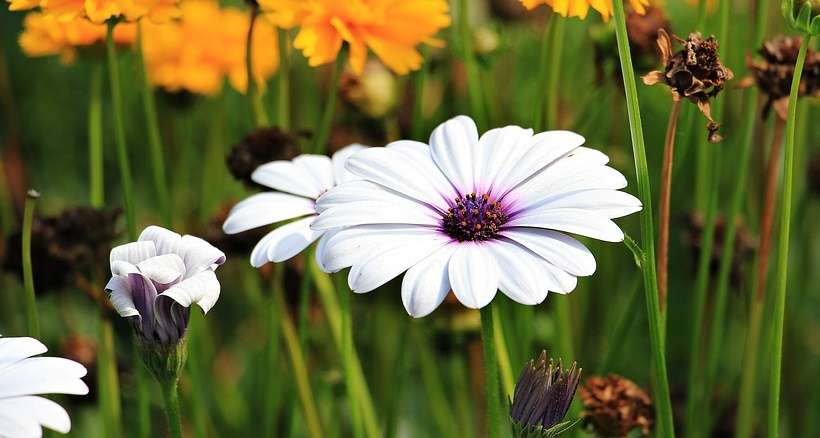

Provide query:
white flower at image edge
left=106, top=226, right=226, bottom=345
left=312, top=115, right=643, bottom=317
left=0, top=335, right=89, bottom=437
left=222, top=144, right=366, bottom=268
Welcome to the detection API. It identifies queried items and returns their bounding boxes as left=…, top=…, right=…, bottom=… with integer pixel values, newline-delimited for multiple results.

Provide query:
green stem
left=735, top=297, right=764, bottom=438
left=768, top=34, right=811, bottom=438
left=411, top=47, right=428, bottom=141
left=532, top=17, right=551, bottom=131
left=97, top=317, right=122, bottom=437
left=277, top=28, right=291, bottom=129
left=89, top=64, right=104, bottom=207
left=106, top=21, right=136, bottom=240
left=247, top=5, right=269, bottom=128
left=263, top=266, right=285, bottom=438
left=415, top=326, right=460, bottom=437
left=22, top=190, right=39, bottom=337
left=273, top=272, right=324, bottom=438
left=160, top=378, right=183, bottom=438
left=309, top=260, right=380, bottom=437
left=544, top=16, right=565, bottom=130
left=134, top=344, right=151, bottom=438
left=313, top=53, right=345, bottom=154
left=491, top=304, right=515, bottom=399
left=137, top=23, right=172, bottom=227
left=337, top=274, right=364, bottom=438
left=611, top=1, right=675, bottom=436
left=457, top=0, right=486, bottom=130
left=480, top=304, right=502, bottom=438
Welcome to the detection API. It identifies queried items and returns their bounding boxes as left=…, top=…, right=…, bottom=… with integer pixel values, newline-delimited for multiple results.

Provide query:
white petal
left=136, top=254, right=186, bottom=285
left=252, top=159, right=327, bottom=198
left=387, top=140, right=460, bottom=203
left=502, top=228, right=596, bottom=276
left=0, top=338, right=47, bottom=370
left=515, top=189, right=643, bottom=220
left=474, top=125, right=533, bottom=193
left=314, top=229, right=337, bottom=273
left=293, top=154, right=334, bottom=193
left=0, top=396, right=74, bottom=437
left=222, top=192, right=316, bottom=234
left=250, top=216, right=322, bottom=267
left=315, top=180, right=439, bottom=214
left=110, top=260, right=139, bottom=277
left=429, top=115, right=479, bottom=193
left=401, top=244, right=457, bottom=318
left=311, top=202, right=440, bottom=230
left=0, top=357, right=88, bottom=398
left=345, top=146, right=452, bottom=209
left=177, top=235, right=226, bottom=275
left=138, top=225, right=182, bottom=254
left=484, top=239, right=549, bottom=305
left=331, top=143, right=366, bottom=185
left=494, top=130, right=585, bottom=196
left=347, top=233, right=451, bottom=293
left=508, top=208, right=625, bottom=242
left=158, top=269, right=220, bottom=314
left=448, top=243, right=499, bottom=309
left=0, top=396, right=72, bottom=435
left=104, top=276, right=140, bottom=318
left=109, top=241, right=156, bottom=271
left=320, top=225, right=442, bottom=273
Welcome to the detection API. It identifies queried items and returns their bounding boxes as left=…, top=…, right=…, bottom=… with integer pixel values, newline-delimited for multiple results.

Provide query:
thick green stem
left=313, top=53, right=345, bottom=154
left=137, top=23, right=172, bottom=227
left=106, top=21, right=136, bottom=240
left=89, top=64, right=104, bottom=207
left=97, top=316, right=122, bottom=437
left=544, top=16, right=565, bottom=130
left=491, top=304, right=515, bottom=398
left=411, top=47, right=428, bottom=141
left=457, top=0, right=486, bottom=130
left=768, top=35, right=811, bottom=438
left=277, top=29, right=291, bottom=129
left=308, top=260, right=380, bottom=437
left=159, top=378, right=182, bottom=438
left=247, top=5, right=269, bottom=128
left=22, top=190, right=38, bottom=337
left=480, top=304, right=502, bottom=438
left=272, top=273, right=324, bottom=438
left=611, top=1, right=675, bottom=436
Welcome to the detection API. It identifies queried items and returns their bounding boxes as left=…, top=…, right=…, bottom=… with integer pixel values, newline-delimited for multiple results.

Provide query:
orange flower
left=18, top=11, right=135, bottom=63
left=8, top=0, right=180, bottom=24
left=141, top=1, right=278, bottom=96
left=260, top=0, right=451, bottom=75
left=520, top=0, right=649, bottom=21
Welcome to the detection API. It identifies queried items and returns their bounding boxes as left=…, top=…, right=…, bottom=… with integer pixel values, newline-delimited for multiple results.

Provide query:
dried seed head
left=742, top=36, right=820, bottom=120
left=226, top=127, right=302, bottom=188
left=4, top=207, right=122, bottom=292
left=510, top=351, right=581, bottom=434
left=581, top=374, right=654, bottom=437
left=642, top=30, right=733, bottom=143
left=684, top=211, right=756, bottom=289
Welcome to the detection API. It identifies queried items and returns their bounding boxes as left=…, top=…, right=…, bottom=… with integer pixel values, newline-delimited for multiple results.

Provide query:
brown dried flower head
left=741, top=36, right=820, bottom=120
left=642, top=29, right=734, bottom=143
left=226, top=127, right=302, bottom=189
left=581, top=374, right=654, bottom=437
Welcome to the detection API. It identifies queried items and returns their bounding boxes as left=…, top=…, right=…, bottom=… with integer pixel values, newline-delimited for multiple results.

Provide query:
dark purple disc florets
left=442, top=192, right=508, bottom=241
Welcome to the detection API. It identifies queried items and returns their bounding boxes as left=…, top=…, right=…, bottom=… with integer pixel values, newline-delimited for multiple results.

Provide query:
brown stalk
left=754, top=117, right=786, bottom=301
left=658, top=98, right=682, bottom=312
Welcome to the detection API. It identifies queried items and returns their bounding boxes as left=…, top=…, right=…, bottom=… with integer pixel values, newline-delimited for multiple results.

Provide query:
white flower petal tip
left=106, top=226, right=224, bottom=346
left=0, top=336, right=89, bottom=437
left=311, top=118, right=640, bottom=315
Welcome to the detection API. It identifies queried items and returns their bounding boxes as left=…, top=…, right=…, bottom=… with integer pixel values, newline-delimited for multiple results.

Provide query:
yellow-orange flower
left=141, top=1, right=278, bottom=96
left=520, top=0, right=649, bottom=21
left=19, top=11, right=135, bottom=63
left=8, top=0, right=180, bottom=24
left=260, top=0, right=451, bottom=75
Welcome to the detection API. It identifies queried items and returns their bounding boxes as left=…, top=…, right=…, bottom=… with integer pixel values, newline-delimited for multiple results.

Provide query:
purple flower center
left=442, top=192, right=508, bottom=242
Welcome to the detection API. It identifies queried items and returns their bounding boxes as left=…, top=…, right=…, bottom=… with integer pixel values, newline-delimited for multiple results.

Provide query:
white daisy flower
left=0, top=335, right=89, bottom=437
left=105, top=226, right=226, bottom=345
left=312, top=115, right=642, bottom=317
left=222, top=144, right=366, bottom=269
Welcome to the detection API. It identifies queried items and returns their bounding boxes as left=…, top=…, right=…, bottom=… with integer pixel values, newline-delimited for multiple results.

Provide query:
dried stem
left=755, top=117, right=786, bottom=301
left=658, top=98, right=682, bottom=313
